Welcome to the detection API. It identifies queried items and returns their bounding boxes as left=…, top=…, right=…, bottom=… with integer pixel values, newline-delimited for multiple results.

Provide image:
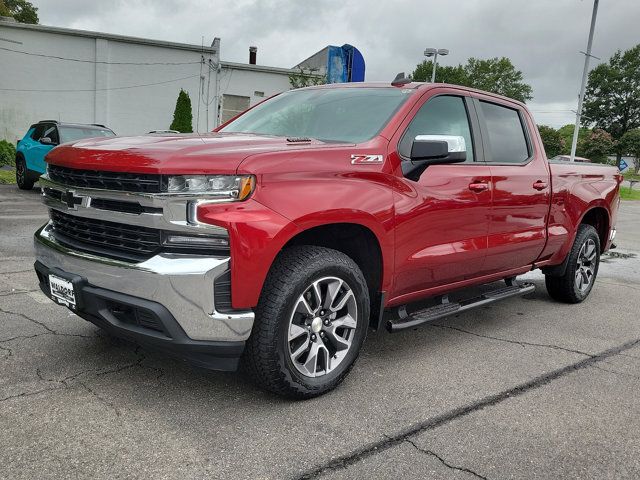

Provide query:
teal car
left=16, top=121, right=115, bottom=190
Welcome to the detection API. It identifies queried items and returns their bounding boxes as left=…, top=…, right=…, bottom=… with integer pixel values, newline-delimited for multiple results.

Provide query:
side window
left=31, top=124, right=46, bottom=140
left=480, top=101, right=530, bottom=163
left=43, top=125, right=59, bottom=144
left=399, top=95, right=474, bottom=162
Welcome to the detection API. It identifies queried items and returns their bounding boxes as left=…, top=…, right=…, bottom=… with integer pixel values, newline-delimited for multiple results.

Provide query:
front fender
left=253, top=171, right=396, bottom=296
left=198, top=171, right=396, bottom=309
left=197, top=199, right=301, bottom=309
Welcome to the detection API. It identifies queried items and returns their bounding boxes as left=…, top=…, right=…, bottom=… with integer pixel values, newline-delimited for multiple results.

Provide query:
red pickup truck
left=34, top=82, right=621, bottom=398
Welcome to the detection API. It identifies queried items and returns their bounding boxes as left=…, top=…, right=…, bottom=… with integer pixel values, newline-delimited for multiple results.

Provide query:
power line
left=0, top=74, right=201, bottom=92
left=0, top=45, right=201, bottom=65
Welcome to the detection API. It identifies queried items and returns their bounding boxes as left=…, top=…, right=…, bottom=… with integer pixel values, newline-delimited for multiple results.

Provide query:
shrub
left=0, top=140, right=16, bottom=167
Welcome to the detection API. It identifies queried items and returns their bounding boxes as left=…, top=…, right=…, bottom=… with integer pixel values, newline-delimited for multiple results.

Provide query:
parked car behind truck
left=16, top=120, right=115, bottom=190
left=33, top=82, right=621, bottom=398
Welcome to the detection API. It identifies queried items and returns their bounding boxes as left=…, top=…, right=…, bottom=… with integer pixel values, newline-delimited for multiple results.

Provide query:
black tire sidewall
left=16, top=158, right=25, bottom=188
left=275, top=258, right=369, bottom=391
left=16, top=158, right=34, bottom=190
left=567, top=226, right=601, bottom=301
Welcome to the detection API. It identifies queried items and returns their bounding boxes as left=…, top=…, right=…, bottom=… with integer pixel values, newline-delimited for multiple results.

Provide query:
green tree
left=557, top=124, right=589, bottom=154
left=411, top=61, right=467, bottom=85
left=0, top=0, right=39, bottom=24
left=170, top=89, right=193, bottom=133
left=537, top=125, right=565, bottom=158
left=288, top=68, right=326, bottom=89
left=578, top=129, right=616, bottom=164
left=410, top=57, right=533, bottom=103
left=465, top=57, right=533, bottom=103
left=583, top=44, right=640, bottom=166
left=619, top=129, right=640, bottom=173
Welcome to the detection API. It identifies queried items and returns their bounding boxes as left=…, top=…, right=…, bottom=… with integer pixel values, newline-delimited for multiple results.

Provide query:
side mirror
left=402, top=135, right=467, bottom=180
left=40, top=137, right=56, bottom=146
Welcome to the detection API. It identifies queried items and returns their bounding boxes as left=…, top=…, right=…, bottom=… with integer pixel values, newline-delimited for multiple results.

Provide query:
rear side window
left=480, top=101, right=529, bottom=163
left=31, top=124, right=46, bottom=140
left=43, top=125, right=59, bottom=144
left=399, top=95, right=474, bottom=162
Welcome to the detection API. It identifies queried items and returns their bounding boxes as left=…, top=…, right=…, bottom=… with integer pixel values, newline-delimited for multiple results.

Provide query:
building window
left=221, top=95, right=251, bottom=124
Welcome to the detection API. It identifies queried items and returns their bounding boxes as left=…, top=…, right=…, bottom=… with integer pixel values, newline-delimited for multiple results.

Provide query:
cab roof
left=298, top=81, right=527, bottom=108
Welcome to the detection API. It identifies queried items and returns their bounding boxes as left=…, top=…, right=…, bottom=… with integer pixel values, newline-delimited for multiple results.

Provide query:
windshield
left=220, top=87, right=413, bottom=143
left=59, top=126, right=115, bottom=143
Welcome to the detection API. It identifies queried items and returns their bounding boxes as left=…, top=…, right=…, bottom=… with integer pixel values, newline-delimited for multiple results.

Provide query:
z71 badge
left=350, top=154, right=383, bottom=165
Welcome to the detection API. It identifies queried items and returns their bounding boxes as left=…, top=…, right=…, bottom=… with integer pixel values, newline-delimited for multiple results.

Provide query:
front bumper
left=34, top=224, right=255, bottom=368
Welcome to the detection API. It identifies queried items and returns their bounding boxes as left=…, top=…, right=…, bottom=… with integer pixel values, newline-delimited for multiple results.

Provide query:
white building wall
left=0, top=25, right=96, bottom=139
left=0, top=21, right=295, bottom=142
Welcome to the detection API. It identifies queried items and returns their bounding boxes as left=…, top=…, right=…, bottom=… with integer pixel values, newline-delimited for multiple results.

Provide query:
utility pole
left=570, top=0, right=599, bottom=162
left=205, top=59, right=211, bottom=132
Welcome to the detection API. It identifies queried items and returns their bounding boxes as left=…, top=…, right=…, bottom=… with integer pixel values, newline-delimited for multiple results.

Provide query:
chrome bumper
left=34, top=223, right=254, bottom=342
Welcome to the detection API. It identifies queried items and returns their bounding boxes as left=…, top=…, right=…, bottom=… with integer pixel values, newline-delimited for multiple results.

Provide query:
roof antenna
left=391, top=72, right=411, bottom=86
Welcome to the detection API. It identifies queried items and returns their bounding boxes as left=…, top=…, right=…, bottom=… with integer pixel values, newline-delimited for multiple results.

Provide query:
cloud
left=36, top=0, right=639, bottom=127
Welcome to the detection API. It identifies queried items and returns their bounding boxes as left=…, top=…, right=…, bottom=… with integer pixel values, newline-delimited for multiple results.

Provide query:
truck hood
left=46, top=132, right=342, bottom=174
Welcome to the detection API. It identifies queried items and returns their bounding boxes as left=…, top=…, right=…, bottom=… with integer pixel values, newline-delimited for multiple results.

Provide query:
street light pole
left=570, top=0, right=599, bottom=162
left=424, top=48, right=449, bottom=83
left=431, top=51, right=439, bottom=83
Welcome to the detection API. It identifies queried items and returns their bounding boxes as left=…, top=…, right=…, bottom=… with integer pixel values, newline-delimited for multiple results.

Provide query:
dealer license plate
left=49, top=274, right=76, bottom=307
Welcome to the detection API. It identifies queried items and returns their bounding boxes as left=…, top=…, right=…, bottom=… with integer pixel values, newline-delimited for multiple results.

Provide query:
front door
left=391, top=92, right=492, bottom=302
left=28, top=123, right=57, bottom=173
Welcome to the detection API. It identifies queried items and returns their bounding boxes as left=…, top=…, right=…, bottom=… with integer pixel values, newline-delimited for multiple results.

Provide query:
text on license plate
left=49, top=274, right=76, bottom=307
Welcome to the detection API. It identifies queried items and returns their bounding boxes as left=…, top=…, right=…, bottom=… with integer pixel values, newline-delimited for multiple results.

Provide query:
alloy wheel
left=575, top=238, right=597, bottom=293
left=287, top=276, right=358, bottom=378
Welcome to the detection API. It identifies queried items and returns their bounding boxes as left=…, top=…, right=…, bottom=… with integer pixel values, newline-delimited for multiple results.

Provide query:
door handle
left=468, top=182, right=489, bottom=192
left=533, top=180, right=548, bottom=191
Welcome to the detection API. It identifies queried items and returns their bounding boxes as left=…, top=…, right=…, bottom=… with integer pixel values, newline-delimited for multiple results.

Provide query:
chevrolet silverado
left=33, top=82, right=621, bottom=398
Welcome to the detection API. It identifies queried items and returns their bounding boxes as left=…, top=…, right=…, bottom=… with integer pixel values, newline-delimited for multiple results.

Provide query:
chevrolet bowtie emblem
left=60, top=191, right=83, bottom=209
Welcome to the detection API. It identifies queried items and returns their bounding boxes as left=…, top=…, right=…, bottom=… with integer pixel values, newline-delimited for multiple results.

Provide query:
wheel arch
left=579, top=205, right=610, bottom=253
left=543, top=205, right=610, bottom=278
left=281, top=222, right=386, bottom=328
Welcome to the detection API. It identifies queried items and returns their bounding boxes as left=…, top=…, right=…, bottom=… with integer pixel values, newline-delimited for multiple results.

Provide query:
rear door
left=390, top=91, right=492, bottom=300
left=474, top=98, right=551, bottom=274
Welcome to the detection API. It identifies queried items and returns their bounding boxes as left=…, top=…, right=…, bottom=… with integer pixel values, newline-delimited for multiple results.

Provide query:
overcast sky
left=36, top=0, right=639, bottom=128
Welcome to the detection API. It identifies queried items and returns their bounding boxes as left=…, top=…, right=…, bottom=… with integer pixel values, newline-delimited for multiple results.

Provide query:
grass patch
left=620, top=185, right=640, bottom=200
left=0, top=169, right=16, bottom=184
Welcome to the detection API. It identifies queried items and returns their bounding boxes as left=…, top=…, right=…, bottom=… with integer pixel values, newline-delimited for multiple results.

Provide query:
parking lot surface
left=1, top=184, right=639, bottom=479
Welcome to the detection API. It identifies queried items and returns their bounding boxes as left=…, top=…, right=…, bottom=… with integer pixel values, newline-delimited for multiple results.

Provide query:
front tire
left=242, top=246, right=370, bottom=399
left=16, top=158, right=35, bottom=190
left=545, top=224, right=600, bottom=303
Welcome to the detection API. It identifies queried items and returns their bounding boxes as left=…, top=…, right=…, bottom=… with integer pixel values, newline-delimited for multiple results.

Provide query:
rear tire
left=545, top=224, right=600, bottom=303
left=242, top=246, right=370, bottom=399
left=16, top=158, right=35, bottom=190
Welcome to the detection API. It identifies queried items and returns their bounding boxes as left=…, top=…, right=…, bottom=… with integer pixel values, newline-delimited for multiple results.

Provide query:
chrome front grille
left=48, top=164, right=164, bottom=193
left=40, top=172, right=229, bottom=263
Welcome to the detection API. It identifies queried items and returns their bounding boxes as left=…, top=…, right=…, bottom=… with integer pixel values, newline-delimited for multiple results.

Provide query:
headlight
left=166, top=174, right=255, bottom=201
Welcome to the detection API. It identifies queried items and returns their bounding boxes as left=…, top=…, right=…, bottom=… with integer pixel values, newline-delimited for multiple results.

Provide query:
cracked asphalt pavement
left=1, top=184, right=639, bottom=479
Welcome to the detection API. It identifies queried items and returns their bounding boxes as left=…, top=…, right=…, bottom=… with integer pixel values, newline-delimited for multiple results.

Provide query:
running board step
left=387, top=281, right=535, bottom=333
